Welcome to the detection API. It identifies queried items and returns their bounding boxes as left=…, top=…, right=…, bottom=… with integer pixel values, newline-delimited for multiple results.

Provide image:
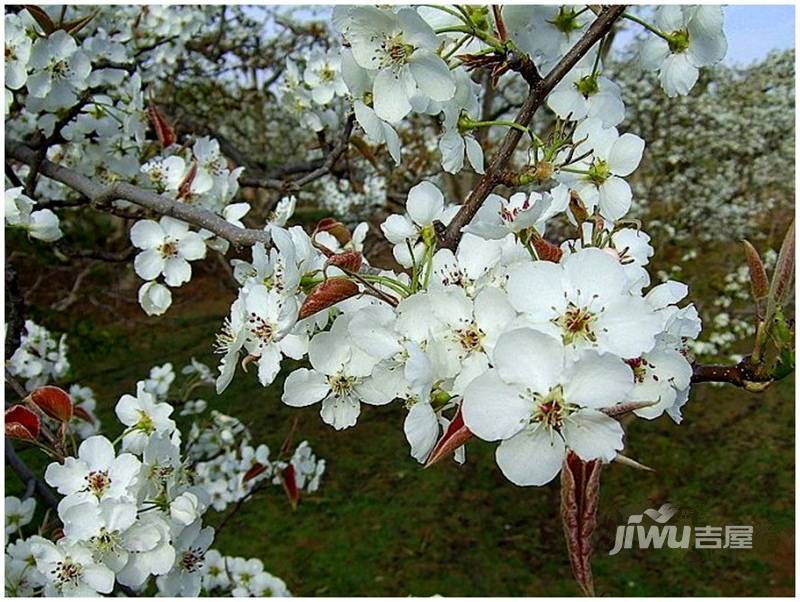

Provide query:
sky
left=720, top=5, right=795, bottom=64
left=614, top=5, right=795, bottom=65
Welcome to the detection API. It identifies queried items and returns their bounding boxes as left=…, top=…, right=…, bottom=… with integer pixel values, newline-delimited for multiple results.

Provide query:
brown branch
left=6, top=140, right=270, bottom=247
left=5, top=439, right=60, bottom=510
left=5, top=263, right=26, bottom=360
left=438, top=5, right=627, bottom=250
left=691, top=359, right=773, bottom=391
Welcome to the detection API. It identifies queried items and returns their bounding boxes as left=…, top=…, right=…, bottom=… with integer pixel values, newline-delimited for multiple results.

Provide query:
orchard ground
left=6, top=235, right=794, bottom=596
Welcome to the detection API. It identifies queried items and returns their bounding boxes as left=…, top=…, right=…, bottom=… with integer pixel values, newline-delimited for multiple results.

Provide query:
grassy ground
left=7, top=265, right=794, bottom=596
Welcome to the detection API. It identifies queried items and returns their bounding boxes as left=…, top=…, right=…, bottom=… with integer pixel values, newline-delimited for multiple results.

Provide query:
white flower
left=116, top=513, right=175, bottom=588
left=5, top=187, right=63, bottom=242
left=547, top=65, right=625, bottom=126
left=6, top=536, right=47, bottom=595
left=32, top=539, right=115, bottom=596
left=130, top=216, right=207, bottom=287
left=463, top=189, right=566, bottom=239
left=282, top=313, right=396, bottom=430
left=5, top=14, right=32, bottom=90
left=44, top=436, right=141, bottom=504
left=380, top=180, right=457, bottom=267
left=201, top=549, right=230, bottom=591
left=560, top=118, right=645, bottom=221
left=27, top=31, right=91, bottom=111
left=59, top=498, right=137, bottom=573
left=507, top=247, right=663, bottom=358
left=155, top=521, right=214, bottom=596
left=5, top=496, right=36, bottom=534
left=438, top=70, right=485, bottom=174
left=463, top=328, right=633, bottom=486
left=115, top=381, right=176, bottom=453
left=341, top=48, right=403, bottom=164
left=215, top=283, right=304, bottom=393
left=504, top=5, right=591, bottom=70
left=346, top=6, right=455, bottom=122
left=138, top=281, right=173, bottom=316
left=144, top=362, right=175, bottom=398
left=169, top=492, right=201, bottom=526
left=640, top=6, right=727, bottom=97
left=303, top=53, right=348, bottom=104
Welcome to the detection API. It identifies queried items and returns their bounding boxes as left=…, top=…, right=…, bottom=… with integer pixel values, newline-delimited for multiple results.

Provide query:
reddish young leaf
left=560, top=451, right=602, bottom=597
left=178, top=161, right=198, bottom=199
left=299, top=278, right=359, bottom=320
left=243, top=462, right=268, bottom=484
left=30, top=386, right=73, bottom=422
left=314, top=218, right=351, bottom=246
left=147, top=103, right=176, bottom=148
left=24, top=5, right=56, bottom=34
left=280, top=464, right=300, bottom=509
left=326, top=250, right=363, bottom=273
left=742, top=239, right=769, bottom=304
left=531, top=235, right=563, bottom=262
left=72, top=406, right=95, bottom=424
left=425, top=406, right=473, bottom=468
left=5, top=405, right=41, bottom=441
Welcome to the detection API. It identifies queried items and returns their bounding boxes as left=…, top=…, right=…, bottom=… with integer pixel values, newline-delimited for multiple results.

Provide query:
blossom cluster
left=5, top=349, right=324, bottom=596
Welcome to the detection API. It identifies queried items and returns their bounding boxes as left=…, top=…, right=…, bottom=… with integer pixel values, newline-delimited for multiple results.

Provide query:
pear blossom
left=639, top=6, right=727, bottom=97
left=130, top=216, right=207, bottom=287
left=115, top=381, right=176, bottom=453
left=560, top=118, right=646, bottom=220
left=5, top=497, right=36, bottom=535
left=547, top=65, right=625, bottom=126
left=507, top=247, right=663, bottom=358
left=463, top=190, right=566, bottom=240
left=463, top=328, right=633, bottom=486
left=303, top=53, right=348, bottom=105
left=282, top=313, right=396, bottom=430
left=26, top=31, right=91, bottom=111
left=5, top=14, right=32, bottom=91
left=31, top=539, right=115, bottom=596
left=5, top=187, right=63, bottom=242
left=345, top=6, right=456, bottom=123
left=138, top=281, right=173, bottom=316
left=44, top=436, right=141, bottom=504
left=380, top=180, right=458, bottom=267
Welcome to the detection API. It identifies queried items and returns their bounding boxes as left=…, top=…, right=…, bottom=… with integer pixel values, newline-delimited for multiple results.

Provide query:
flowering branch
left=438, top=4, right=627, bottom=250
left=6, top=140, right=271, bottom=247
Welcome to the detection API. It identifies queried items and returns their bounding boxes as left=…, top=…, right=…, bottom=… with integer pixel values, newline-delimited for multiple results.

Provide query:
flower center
left=668, top=29, right=690, bottom=53
left=532, top=385, right=571, bottom=429
left=51, top=557, right=83, bottom=591
left=626, top=357, right=654, bottom=384
left=456, top=324, right=485, bottom=353
left=136, top=409, right=155, bottom=433
left=587, top=159, right=610, bottom=185
left=379, top=34, right=414, bottom=69
left=159, top=240, right=178, bottom=258
left=90, top=528, right=122, bottom=556
left=555, top=303, right=598, bottom=345
left=549, top=7, right=583, bottom=34
left=180, top=547, right=206, bottom=573
left=328, top=372, right=358, bottom=397
left=49, top=59, right=72, bottom=80
left=247, top=313, right=275, bottom=343
left=575, top=74, right=599, bottom=97
left=84, top=470, right=111, bottom=498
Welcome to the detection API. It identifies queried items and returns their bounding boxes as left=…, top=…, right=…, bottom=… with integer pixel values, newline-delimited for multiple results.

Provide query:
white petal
left=130, top=220, right=164, bottom=250
left=563, top=409, right=624, bottom=462
left=563, top=351, right=633, bottom=409
left=282, top=369, right=329, bottom=407
left=496, top=426, right=565, bottom=486
left=134, top=249, right=165, bottom=281
left=320, top=395, right=361, bottom=430
left=492, top=328, right=563, bottom=392
left=372, top=68, right=412, bottom=123
left=407, top=52, right=455, bottom=102
left=462, top=370, right=531, bottom=441
left=607, top=133, right=645, bottom=177
left=406, top=180, right=444, bottom=227
left=404, top=402, right=439, bottom=463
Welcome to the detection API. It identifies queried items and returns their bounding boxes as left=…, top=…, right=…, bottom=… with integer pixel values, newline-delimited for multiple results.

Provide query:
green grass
left=7, top=289, right=794, bottom=596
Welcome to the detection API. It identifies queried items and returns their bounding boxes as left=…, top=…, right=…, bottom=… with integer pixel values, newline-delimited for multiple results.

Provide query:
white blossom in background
left=130, top=216, right=207, bottom=288
left=639, top=6, right=727, bottom=97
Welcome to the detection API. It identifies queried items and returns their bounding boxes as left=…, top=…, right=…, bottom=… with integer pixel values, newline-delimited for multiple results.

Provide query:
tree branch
left=5, top=440, right=60, bottom=511
left=6, top=140, right=270, bottom=247
left=438, top=5, right=627, bottom=250
left=691, top=359, right=774, bottom=391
